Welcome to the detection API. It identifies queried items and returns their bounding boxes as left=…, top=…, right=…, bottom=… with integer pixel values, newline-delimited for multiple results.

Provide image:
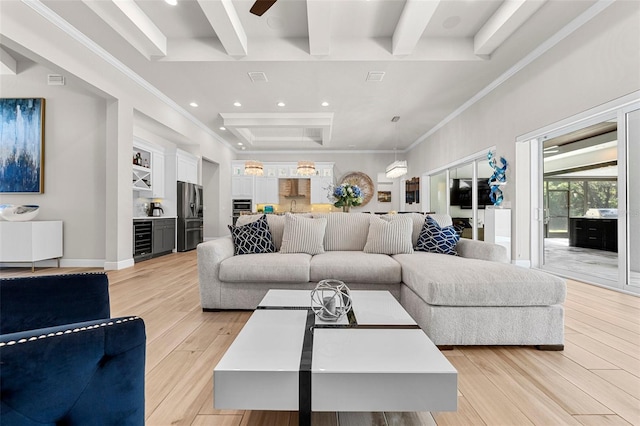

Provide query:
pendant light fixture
left=385, top=116, right=407, bottom=179
left=296, top=128, right=316, bottom=175
left=244, top=160, right=264, bottom=176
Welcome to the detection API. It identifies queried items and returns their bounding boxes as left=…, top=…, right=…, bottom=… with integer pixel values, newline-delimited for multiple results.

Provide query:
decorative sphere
left=310, top=279, right=352, bottom=321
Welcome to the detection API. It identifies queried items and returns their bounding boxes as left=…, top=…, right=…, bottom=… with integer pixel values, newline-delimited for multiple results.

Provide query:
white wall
left=0, top=63, right=107, bottom=264
left=406, top=1, right=640, bottom=261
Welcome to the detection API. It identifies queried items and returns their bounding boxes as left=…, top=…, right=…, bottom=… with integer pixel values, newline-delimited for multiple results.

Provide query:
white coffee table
left=214, top=290, right=457, bottom=425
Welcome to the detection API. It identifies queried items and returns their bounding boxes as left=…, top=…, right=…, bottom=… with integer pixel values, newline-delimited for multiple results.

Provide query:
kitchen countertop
left=133, top=216, right=178, bottom=220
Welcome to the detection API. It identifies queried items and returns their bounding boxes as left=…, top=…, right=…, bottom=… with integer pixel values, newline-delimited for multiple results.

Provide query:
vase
left=342, top=206, right=350, bottom=213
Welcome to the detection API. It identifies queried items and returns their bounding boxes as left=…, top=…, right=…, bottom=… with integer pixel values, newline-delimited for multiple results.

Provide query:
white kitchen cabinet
left=177, top=149, right=198, bottom=184
left=132, top=146, right=152, bottom=193
left=0, top=221, right=63, bottom=271
left=255, top=177, right=279, bottom=204
left=311, top=176, right=334, bottom=204
left=232, top=176, right=254, bottom=199
left=151, top=151, right=165, bottom=198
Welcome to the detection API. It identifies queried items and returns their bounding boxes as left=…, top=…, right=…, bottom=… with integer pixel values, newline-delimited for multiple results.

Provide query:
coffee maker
left=148, top=202, right=164, bottom=217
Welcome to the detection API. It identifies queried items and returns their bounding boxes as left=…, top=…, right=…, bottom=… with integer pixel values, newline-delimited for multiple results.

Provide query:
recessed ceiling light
left=189, top=102, right=198, bottom=107
left=277, top=102, right=286, bottom=107
left=321, top=101, right=329, bottom=107
left=165, top=0, right=177, bottom=5
left=241, top=146, right=246, bottom=150
left=237, top=142, right=243, bottom=146
left=219, top=126, right=226, bottom=131
left=233, top=102, right=242, bottom=107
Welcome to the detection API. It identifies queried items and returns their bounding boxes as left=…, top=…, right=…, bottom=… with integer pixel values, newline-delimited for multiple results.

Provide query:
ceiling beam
left=474, top=0, right=547, bottom=56
left=81, top=0, right=166, bottom=59
left=197, top=0, right=247, bottom=58
left=0, top=46, right=17, bottom=74
left=392, top=0, right=440, bottom=56
left=307, top=0, right=332, bottom=56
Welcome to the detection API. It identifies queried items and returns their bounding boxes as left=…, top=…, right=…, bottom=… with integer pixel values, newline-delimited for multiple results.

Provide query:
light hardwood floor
left=3, top=251, right=639, bottom=425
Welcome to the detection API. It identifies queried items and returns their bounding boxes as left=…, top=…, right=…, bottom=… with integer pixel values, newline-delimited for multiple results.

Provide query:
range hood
left=282, top=178, right=307, bottom=198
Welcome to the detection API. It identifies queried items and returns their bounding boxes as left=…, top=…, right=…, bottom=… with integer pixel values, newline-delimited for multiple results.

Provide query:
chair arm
left=0, top=273, right=110, bottom=334
left=456, top=239, right=509, bottom=263
left=1, top=316, right=145, bottom=425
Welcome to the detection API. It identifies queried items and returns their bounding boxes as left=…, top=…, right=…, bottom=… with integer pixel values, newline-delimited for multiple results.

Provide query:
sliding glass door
left=537, top=101, right=639, bottom=292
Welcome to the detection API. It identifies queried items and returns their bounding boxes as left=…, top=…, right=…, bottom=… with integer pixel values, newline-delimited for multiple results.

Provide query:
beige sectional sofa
left=197, top=212, right=566, bottom=348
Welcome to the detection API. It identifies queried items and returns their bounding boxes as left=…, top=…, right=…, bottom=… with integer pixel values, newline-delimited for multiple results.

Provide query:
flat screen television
left=450, top=178, right=492, bottom=209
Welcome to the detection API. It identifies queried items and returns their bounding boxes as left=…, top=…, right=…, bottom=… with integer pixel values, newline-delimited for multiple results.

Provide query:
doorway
left=520, top=93, right=640, bottom=293
left=541, top=121, right=620, bottom=284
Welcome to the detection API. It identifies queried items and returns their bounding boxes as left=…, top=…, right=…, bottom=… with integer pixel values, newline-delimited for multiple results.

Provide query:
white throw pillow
left=363, top=215, right=414, bottom=255
left=280, top=213, right=327, bottom=255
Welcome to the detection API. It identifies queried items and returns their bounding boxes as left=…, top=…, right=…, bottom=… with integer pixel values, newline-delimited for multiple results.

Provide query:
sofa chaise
left=197, top=212, right=566, bottom=349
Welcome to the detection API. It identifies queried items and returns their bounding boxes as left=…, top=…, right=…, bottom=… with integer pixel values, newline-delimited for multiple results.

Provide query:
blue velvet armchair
left=0, top=273, right=146, bottom=425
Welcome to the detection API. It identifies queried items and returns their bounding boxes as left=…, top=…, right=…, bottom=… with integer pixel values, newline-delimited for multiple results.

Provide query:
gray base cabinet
left=153, top=219, right=176, bottom=256
left=134, top=218, right=175, bottom=262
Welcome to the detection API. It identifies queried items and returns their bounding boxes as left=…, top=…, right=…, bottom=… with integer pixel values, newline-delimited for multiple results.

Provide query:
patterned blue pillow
left=228, top=215, right=276, bottom=255
left=415, top=216, right=460, bottom=255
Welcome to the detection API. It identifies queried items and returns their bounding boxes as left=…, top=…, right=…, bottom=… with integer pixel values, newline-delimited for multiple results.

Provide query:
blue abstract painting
left=0, top=98, right=45, bottom=193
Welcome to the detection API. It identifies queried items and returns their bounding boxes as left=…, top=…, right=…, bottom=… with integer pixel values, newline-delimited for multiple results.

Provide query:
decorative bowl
left=0, top=204, right=40, bottom=221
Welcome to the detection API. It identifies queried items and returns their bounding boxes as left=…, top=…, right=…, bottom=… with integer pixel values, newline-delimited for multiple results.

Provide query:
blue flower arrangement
left=331, top=183, right=364, bottom=210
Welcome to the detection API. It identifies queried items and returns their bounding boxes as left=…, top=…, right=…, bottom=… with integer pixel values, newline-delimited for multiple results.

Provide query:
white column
left=105, top=99, right=134, bottom=270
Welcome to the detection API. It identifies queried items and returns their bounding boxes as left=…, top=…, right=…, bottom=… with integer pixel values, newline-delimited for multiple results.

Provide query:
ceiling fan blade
left=250, top=0, right=277, bottom=16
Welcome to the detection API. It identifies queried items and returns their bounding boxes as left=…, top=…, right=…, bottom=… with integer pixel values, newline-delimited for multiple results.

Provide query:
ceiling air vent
left=47, top=74, right=65, bottom=85
left=366, top=71, right=385, bottom=82
left=247, top=72, right=268, bottom=83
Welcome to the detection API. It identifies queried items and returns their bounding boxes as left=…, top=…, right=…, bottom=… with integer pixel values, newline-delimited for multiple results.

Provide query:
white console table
left=0, top=221, right=63, bottom=271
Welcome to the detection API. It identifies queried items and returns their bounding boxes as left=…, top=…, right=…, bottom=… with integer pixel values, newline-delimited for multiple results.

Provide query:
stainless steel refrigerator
left=177, top=181, right=203, bottom=251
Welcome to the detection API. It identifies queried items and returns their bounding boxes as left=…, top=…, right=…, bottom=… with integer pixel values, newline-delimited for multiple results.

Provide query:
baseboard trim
left=1, top=258, right=105, bottom=269
left=104, top=258, right=135, bottom=270
left=515, top=260, right=532, bottom=268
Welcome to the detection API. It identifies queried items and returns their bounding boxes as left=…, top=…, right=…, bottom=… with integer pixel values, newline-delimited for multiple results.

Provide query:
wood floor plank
left=573, top=414, right=634, bottom=426
left=561, top=340, right=620, bottom=370
left=565, top=333, right=640, bottom=378
left=146, top=350, right=204, bottom=418
left=522, top=349, right=640, bottom=425
left=238, top=411, right=292, bottom=426
left=191, top=414, right=242, bottom=426
left=463, top=347, right=582, bottom=425
left=497, top=348, right=613, bottom=415
left=146, top=333, right=236, bottom=425
left=564, top=300, right=640, bottom=333
left=337, top=412, right=387, bottom=426
left=447, top=356, right=534, bottom=425
left=566, top=280, right=640, bottom=309
left=564, top=316, right=640, bottom=359
left=592, top=369, right=640, bottom=399
left=385, top=411, right=436, bottom=426
left=565, top=309, right=640, bottom=345
left=431, top=394, right=486, bottom=426
left=144, top=308, right=208, bottom=372
left=568, top=292, right=640, bottom=318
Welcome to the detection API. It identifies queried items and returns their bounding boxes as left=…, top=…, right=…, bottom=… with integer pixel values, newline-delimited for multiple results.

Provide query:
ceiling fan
left=250, top=0, right=278, bottom=16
